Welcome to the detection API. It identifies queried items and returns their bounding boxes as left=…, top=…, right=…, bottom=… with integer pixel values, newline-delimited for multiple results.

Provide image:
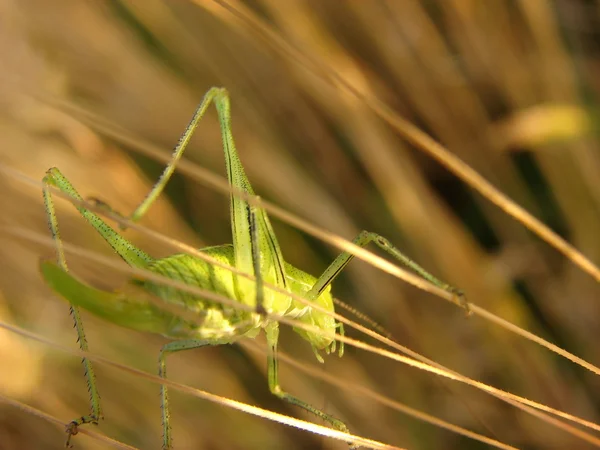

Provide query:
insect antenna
left=332, top=297, right=393, bottom=340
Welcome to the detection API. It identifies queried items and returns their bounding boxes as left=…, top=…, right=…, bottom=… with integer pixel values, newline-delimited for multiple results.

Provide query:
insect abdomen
left=142, top=246, right=238, bottom=314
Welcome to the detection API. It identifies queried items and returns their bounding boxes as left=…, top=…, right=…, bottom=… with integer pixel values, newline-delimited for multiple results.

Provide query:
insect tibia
left=84, top=196, right=129, bottom=230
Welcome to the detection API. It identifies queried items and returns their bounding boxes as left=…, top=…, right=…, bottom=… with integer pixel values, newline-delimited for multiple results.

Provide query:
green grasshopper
left=40, top=87, right=464, bottom=449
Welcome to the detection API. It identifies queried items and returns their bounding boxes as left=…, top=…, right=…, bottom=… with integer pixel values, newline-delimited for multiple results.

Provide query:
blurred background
left=1, top=1, right=600, bottom=449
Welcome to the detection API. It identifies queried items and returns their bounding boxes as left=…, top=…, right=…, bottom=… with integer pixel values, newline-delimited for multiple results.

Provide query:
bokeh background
left=1, top=1, right=600, bottom=449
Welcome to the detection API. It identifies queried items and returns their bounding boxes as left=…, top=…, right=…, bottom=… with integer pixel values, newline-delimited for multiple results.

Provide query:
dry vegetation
left=1, top=1, right=600, bottom=449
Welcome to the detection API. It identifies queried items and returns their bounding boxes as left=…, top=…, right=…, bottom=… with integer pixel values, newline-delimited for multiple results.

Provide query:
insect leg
left=43, top=171, right=100, bottom=446
left=127, top=87, right=224, bottom=224
left=43, top=167, right=155, bottom=445
left=122, top=89, right=288, bottom=314
left=264, top=323, right=351, bottom=437
left=158, top=339, right=224, bottom=450
left=305, top=231, right=468, bottom=312
left=43, top=168, right=153, bottom=268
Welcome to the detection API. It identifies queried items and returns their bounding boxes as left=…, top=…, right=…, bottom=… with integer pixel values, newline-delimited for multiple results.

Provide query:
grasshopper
left=40, top=87, right=463, bottom=448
